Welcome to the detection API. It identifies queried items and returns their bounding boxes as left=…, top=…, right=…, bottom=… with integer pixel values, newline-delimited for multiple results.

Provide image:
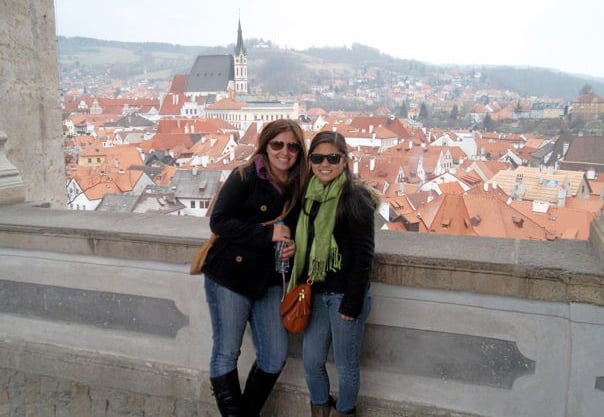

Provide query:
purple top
left=254, top=154, right=284, bottom=194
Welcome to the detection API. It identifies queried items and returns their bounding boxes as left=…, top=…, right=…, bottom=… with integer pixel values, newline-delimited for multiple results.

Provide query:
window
left=190, top=201, right=195, bottom=208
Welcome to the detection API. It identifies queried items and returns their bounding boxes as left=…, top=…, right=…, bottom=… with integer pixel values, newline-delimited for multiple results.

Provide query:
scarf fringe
left=309, top=246, right=342, bottom=282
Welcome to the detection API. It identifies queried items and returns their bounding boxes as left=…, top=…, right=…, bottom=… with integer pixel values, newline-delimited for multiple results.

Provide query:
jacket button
left=235, top=256, right=243, bottom=263
left=260, top=205, right=267, bottom=212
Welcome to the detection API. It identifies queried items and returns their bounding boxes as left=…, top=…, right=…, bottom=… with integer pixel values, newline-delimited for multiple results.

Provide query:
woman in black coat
left=289, top=131, right=378, bottom=417
left=203, top=119, right=307, bottom=417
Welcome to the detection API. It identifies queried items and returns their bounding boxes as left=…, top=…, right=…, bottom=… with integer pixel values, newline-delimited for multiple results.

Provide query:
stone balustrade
left=0, top=205, right=602, bottom=417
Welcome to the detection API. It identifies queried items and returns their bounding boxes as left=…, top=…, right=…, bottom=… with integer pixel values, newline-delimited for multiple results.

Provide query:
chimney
left=562, top=142, right=569, bottom=156
left=557, top=187, right=566, bottom=207
left=369, top=125, right=374, bottom=133
left=353, top=160, right=359, bottom=176
left=192, top=167, right=198, bottom=176
left=229, top=147, right=235, bottom=162
left=512, top=216, right=524, bottom=228
left=513, top=173, right=525, bottom=200
left=369, top=156, right=375, bottom=172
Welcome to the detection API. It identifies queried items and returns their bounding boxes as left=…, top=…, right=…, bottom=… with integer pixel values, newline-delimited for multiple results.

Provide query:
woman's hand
left=272, top=223, right=291, bottom=242
left=340, top=314, right=355, bottom=321
left=272, top=224, right=295, bottom=258
left=280, top=240, right=296, bottom=259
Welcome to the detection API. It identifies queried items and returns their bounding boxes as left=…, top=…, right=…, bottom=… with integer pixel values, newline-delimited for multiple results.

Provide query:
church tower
left=234, top=19, right=248, bottom=95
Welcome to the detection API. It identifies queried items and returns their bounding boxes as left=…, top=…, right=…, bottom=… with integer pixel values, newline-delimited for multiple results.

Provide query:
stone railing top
left=0, top=204, right=603, bottom=305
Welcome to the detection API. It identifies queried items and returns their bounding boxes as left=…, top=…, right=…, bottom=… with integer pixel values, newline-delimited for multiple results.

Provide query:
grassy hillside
left=57, top=36, right=604, bottom=99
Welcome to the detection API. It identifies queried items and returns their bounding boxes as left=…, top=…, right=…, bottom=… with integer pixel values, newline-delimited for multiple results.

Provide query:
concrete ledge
left=0, top=204, right=602, bottom=306
left=1, top=239, right=603, bottom=416
left=0, top=337, right=480, bottom=417
left=0, top=338, right=202, bottom=401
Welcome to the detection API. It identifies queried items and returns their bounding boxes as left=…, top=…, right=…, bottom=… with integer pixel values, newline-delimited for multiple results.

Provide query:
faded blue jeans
left=302, top=291, right=371, bottom=413
left=204, top=275, right=289, bottom=378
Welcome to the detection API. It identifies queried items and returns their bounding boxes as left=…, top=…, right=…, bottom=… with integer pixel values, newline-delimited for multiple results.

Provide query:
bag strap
left=262, top=199, right=293, bottom=226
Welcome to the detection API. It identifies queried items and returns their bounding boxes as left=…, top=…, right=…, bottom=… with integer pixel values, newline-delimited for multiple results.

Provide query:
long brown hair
left=241, top=119, right=308, bottom=208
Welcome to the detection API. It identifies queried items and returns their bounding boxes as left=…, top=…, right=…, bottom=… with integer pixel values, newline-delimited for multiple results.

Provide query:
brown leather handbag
left=189, top=233, right=218, bottom=275
left=279, top=279, right=313, bottom=333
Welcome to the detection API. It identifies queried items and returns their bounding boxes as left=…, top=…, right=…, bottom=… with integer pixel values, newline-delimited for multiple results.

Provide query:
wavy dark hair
left=306, top=131, right=378, bottom=222
left=240, top=119, right=308, bottom=210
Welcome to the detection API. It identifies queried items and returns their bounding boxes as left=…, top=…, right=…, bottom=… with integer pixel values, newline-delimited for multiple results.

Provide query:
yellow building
left=572, top=93, right=604, bottom=120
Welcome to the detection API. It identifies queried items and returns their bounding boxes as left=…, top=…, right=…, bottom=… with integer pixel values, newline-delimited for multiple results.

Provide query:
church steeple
left=235, top=19, right=246, bottom=57
left=233, top=18, right=248, bottom=95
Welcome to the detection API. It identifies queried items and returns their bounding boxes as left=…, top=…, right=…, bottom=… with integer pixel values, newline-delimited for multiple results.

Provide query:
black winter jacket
left=295, top=184, right=376, bottom=318
left=203, top=163, right=298, bottom=299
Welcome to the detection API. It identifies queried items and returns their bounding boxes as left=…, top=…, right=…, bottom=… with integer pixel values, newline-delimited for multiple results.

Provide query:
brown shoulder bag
left=279, top=278, right=313, bottom=333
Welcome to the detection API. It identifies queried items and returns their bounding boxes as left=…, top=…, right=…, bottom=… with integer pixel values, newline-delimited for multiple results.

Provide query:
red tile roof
left=159, top=93, right=187, bottom=115
left=511, top=200, right=594, bottom=240
left=145, top=133, right=194, bottom=152
left=169, top=75, right=189, bottom=94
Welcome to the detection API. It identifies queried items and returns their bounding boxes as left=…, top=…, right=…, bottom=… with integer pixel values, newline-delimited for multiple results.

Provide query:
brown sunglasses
left=268, top=140, right=302, bottom=153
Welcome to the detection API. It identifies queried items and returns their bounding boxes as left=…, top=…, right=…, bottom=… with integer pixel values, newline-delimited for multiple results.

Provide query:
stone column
left=0, top=130, right=25, bottom=205
left=0, top=0, right=66, bottom=206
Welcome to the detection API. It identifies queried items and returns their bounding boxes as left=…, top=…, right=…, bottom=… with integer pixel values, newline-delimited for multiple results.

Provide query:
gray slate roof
left=104, top=113, right=154, bottom=128
left=186, top=55, right=234, bottom=93
left=171, top=169, right=223, bottom=199
left=96, top=194, right=140, bottom=212
left=129, top=165, right=162, bottom=180
left=134, top=186, right=185, bottom=214
left=529, top=142, right=555, bottom=160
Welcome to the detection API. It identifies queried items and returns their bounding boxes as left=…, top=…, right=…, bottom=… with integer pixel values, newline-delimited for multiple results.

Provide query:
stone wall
left=0, top=207, right=602, bottom=417
left=0, top=0, right=66, bottom=206
left=0, top=368, right=202, bottom=417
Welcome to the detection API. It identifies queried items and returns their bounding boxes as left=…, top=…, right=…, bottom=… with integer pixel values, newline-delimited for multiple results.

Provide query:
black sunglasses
left=268, top=140, right=302, bottom=153
left=309, top=153, right=343, bottom=165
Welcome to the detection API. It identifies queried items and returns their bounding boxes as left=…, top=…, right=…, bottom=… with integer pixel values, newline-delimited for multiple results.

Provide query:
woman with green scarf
left=290, top=131, right=378, bottom=417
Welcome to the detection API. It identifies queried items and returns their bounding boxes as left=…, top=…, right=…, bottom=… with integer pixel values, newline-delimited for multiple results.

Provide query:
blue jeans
left=302, top=292, right=371, bottom=413
left=204, top=275, right=289, bottom=378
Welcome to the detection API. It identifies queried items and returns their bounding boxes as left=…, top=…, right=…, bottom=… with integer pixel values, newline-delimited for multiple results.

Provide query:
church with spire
left=175, top=20, right=248, bottom=102
left=160, top=18, right=298, bottom=125
left=233, top=19, right=248, bottom=95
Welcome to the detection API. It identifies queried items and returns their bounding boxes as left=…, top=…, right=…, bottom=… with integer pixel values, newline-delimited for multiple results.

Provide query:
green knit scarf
left=289, top=172, right=346, bottom=291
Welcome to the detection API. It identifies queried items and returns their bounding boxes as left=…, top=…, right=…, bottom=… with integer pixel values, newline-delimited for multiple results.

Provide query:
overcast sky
left=54, top=0, right=604, bottom=79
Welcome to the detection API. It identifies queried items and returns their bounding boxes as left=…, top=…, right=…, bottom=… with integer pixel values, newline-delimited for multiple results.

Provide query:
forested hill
left=57, top=36, right=604, bottom=99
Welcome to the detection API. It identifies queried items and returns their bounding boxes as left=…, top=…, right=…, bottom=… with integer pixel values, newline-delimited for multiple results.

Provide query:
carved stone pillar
left=0, top=130, right=25, bottom=204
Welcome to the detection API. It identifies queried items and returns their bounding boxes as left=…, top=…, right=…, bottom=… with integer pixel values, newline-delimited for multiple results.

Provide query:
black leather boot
left=311, top=395, right=335, bottom=417
left=210, top=369, right=244, bottom=417
left=329, top=407, right=356, bottom=416
left=242, top=362, right=281, bottom=417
